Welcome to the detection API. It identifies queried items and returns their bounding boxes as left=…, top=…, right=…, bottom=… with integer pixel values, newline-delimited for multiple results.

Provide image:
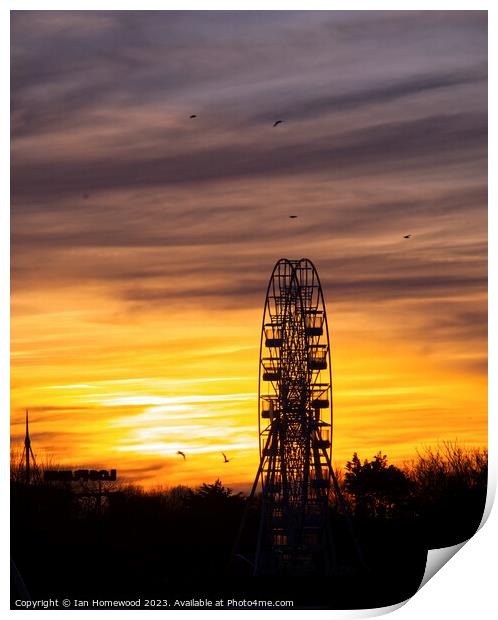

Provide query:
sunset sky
left=11, top=10, right=487, bottom=490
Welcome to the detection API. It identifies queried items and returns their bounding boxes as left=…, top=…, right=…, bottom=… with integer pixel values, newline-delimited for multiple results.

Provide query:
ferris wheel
left=255, top=258, right=335, bottom=575
left=232, top=257, right=362, bottom=576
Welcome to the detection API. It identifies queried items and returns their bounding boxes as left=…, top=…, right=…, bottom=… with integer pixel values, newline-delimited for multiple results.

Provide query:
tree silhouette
left=186, top=479, right=243, bottom=512
left=345, top=452, right=412, bottom=518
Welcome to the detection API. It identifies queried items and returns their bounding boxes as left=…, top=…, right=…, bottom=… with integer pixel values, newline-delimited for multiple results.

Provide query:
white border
left=3, top=3, right=494, bottom=618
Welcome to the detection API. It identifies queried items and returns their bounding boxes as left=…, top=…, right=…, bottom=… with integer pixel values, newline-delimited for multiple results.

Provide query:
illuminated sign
left=44, top=469, right=117, bottom=482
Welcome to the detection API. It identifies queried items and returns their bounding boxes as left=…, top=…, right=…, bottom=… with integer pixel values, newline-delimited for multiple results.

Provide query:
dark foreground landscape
left=11, top=444, right=487, bottom=610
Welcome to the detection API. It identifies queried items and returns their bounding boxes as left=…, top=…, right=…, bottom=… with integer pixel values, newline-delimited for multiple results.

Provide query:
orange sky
left=11, top=257, right=487, bottom=490
left=11, top=11, right=487, bottom=490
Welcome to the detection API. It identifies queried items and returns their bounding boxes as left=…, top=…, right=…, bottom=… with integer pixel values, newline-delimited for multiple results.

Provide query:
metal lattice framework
left=18, top=410, right=39, bottom=485
left=255, top=258, right=334, bottom=575
left=231, top=257, right=363, bottom=576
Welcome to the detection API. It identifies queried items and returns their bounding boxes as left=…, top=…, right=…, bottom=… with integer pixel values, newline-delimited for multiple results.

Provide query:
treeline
left=342, top=443, right=487, bottom=547
left=11, top=443, right=487, bottom=607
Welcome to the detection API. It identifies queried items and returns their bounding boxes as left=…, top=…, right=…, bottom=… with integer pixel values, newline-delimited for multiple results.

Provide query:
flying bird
left=273, top=120, right=284, bottom=127
left=403, top=234, right=412, bottom=239
left=289, top=215, right=298, bottom=219
left=222, top=452, right=230, bottom=463
left=189, top=114, right=197, bottom=119
left=82, top=193, right=90, bottom=200
left=177, top=451, right=186, bottom=460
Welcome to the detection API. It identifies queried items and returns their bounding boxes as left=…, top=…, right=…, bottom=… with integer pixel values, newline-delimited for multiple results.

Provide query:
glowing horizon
left=11, top=286, right=487, bottom=490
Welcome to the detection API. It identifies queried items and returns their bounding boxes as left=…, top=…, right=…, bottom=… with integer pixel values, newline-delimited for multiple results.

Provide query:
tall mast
left=25, top=410, right=31, bottom=484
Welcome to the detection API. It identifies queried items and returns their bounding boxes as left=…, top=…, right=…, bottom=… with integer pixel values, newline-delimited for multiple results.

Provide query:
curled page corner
left=341, top=543, right=468, bottom=619
left=344, top=539, right=470, bottom=617
left=417, top=476, right=496, bottom=593
left=477, top=474, right=496, bottom=532
left=418, top=542, right=466, bottom=591
left=299, top=600, right=408, bottom=619
left=343, top=600, right=408, bottom=618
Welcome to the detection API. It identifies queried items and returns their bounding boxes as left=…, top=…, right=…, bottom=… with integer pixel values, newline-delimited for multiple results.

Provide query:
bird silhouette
left=273, top=120, right=284, bottom=127
left=289, top=215, right=298, bottom=219
left=222, top=452, right=230, bottom=463
left=189, top=114, right=197, bottom=119
left=177, top=451, right=186, bottom=460
left=403, top=234, right=412, bottom=239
